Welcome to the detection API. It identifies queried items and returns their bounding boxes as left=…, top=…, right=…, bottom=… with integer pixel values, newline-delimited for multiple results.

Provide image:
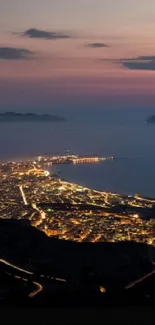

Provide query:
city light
left=41, top=211, right=46, bottom=220
left=0, top=155, right=154, bottom=246
left=100, top=286, right=106, bottom=293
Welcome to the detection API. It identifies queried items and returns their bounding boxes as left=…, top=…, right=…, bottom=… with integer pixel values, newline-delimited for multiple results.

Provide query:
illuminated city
left=1, top=0, right=155, bottom=310
left=0, top=154, right=154, bottom=246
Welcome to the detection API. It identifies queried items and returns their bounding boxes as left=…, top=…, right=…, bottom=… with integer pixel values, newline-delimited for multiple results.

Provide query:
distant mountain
left=146, top=115, right=155, bottom=124
left=0, top=112, right=65, bottom=122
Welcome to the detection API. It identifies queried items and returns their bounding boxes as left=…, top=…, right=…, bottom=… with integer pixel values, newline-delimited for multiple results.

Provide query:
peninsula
left=0, top=112, right=65, bottom=122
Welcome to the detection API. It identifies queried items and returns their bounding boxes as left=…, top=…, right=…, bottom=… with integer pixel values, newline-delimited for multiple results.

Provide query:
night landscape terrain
left=1, top=0, right=155, bottom=316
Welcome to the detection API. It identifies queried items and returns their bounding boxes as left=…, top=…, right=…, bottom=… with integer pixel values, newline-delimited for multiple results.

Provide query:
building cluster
left=0, top=156, right=155, bottom=246
left=37, top=154, right=114, bottom=165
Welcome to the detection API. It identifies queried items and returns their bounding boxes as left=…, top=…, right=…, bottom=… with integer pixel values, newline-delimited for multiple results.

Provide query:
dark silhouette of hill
left=146, top=115, right=155, bottom=124
left=0, top=219, right=154, bottom=291
left=0, top=112, right=65, bottom=122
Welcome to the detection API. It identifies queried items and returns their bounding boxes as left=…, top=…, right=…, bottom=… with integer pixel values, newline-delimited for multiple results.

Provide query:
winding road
left=0, top=258, right=33, bottom=275
left=0, top=258, right=43, bottom=298
left=28, top=281, right=43, bottom=298
left=1, top=257, right=155, bottom=299
left=125, top=261, right=155, bottom=290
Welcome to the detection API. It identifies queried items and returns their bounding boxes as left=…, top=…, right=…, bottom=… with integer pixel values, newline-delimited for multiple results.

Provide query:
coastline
left=1, top=153, right=155, bottom=199
left=50, top=159, right=155, bottom=199
left=0, top=156, right=155, bottom=246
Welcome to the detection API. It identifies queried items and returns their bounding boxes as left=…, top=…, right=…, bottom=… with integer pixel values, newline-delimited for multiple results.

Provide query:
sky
left=1, top=0, right=155, bottom=110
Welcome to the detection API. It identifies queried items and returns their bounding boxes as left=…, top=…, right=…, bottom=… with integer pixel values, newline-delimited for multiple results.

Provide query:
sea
left=1, top=107, right=155, bottom=197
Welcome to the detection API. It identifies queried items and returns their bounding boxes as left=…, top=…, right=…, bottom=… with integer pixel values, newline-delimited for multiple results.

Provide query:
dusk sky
left=1, top=0, right=155, bottom=110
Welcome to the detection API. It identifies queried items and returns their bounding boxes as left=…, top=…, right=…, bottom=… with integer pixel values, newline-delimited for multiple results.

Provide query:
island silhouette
left=0, top=112, right=65, bottom=122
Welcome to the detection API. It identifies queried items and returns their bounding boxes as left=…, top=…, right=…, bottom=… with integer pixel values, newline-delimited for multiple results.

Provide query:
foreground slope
left=0, top=219, right=154, bottom=290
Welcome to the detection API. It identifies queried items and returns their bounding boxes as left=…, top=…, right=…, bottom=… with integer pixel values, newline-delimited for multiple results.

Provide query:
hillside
left=0, top=219, right=153, bottom=289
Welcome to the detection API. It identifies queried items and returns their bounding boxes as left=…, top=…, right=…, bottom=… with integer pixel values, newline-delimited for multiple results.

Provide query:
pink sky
left=1, top=0, right=155, bottom=109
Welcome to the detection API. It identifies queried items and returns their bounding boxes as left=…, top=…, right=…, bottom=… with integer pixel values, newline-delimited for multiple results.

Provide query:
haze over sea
left=1, top=107, right=155, bottom=197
